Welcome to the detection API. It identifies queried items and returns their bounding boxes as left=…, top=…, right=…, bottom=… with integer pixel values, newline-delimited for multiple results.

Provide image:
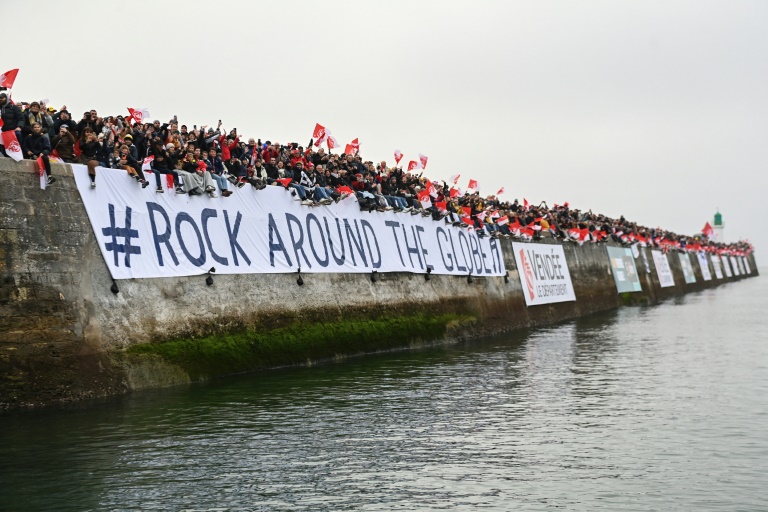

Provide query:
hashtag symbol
left=102, top=203, right=141, bottom=267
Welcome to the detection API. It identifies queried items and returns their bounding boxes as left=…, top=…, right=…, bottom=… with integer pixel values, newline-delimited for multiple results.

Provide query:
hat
left=124, top=134, right=133, bottom=140
left=0, top=93, right=7, bottom=99
left=47, top=107, right=56, bottom=112
left=59, top=109, right=69, bottom=115
left=165, top=143, right=175, bottom=150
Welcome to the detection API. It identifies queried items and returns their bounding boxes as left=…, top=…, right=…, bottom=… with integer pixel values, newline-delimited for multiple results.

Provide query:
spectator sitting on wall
left=21, top=122, right=55, bottom=186
left=50, top=125, right=76, bottom=163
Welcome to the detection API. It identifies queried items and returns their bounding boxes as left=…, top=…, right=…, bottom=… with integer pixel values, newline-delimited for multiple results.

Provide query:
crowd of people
left=0, top=95, right=753, bottom=258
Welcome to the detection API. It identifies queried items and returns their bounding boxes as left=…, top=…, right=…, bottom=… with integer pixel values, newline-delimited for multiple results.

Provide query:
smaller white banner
left=722, top=256, right=733, bottom=277
left=512, top=242, right=576, bottom=306
left=712, top=255, right=724, bottom=279
left=729, top=256, right=741, bottom=276
left=697, top=252, right=712, bottom=281
left=651, top=250, right=675, bottom=288
left=678, top=253, right=697, bottom=284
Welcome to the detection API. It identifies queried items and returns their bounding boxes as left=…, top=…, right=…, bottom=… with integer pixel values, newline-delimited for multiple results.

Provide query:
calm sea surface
left=1, top=275, right=767, bottom=511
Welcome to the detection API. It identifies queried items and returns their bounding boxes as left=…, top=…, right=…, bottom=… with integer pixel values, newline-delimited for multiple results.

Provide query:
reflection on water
left=2, top=277, right=768, bottom=511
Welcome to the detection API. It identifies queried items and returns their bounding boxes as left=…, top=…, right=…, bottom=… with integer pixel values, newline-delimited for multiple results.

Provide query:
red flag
left=312, top=123, right=325, bottom=139
left=462, top=206, right=472, bottom=217
left=166, top=174, right=175, bottom=189
left=523, top=198, right=530, bottom=210
left=407, top=160, right=418, bottom=172
left=418, top=153, right=428, bottom=169
left=394, top=149, right=403, bottom=164
left=344, top=144, right=356, bottom=155
left=496, top=215, right=509, bottom=226
left=0, top=69, right=19, bottom=89
left=336, top=185, right=354, bottom=195
left=1, top=131, right=23, bottom=161
left=435, top=201, right=447, bottom=213
left=350, top=138, right=360, bottom=149
left=449, top=187, right=460, bottom=198
left=276, top=178, right=292, bottom=188
left=327, top=135, right=340, bottom=150
left=702, top=222, right=714, bottom=238
left=497, top=187, right=505, bottom=195
left=0, top=118, right=3, bottom=129
left=425, top=180, right=437, bottom=198
left=461, top=215, right=473, bottom=226
left=467, top=179, right=478, bottom=192
left=449, top=174, right=460, bottom=185
left=417, top=190, right=432, bottom=209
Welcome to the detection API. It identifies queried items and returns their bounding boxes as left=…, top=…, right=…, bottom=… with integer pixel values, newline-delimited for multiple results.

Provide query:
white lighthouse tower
left=713, top=210, right=724, bottom=242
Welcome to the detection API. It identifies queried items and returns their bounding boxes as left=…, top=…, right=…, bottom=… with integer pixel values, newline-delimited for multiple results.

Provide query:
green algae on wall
left=126, top=313, right=474, bottom=380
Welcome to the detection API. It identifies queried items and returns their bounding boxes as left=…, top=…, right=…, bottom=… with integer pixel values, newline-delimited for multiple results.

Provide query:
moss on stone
left=126, top=313, right=472, bottom=380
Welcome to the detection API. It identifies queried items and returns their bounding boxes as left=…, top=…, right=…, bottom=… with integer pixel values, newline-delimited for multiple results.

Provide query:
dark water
left=2, top=277, right=767, bottom=512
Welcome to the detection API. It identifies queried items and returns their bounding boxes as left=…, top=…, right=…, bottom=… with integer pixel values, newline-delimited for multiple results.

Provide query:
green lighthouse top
left=714, top=211, right=723, bottom=227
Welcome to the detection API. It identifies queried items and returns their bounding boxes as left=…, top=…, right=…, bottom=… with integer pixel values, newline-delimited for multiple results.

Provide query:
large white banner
left=72, top=165, right=506, bottom=279
left=678, top=253, right=697, bottom=284
left=712, top=255, right=724, bottom=279
left=651, top=250, right=675, bottom=288
left=729, top=256, right=741, bottom=276
left=512, top=242, right=576, bottom=306
left=696, top=252, right=712, bottom=281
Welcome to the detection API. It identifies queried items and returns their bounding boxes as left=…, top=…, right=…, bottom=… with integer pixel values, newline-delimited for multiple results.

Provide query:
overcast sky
left=7, top=0, right=767, bottom=260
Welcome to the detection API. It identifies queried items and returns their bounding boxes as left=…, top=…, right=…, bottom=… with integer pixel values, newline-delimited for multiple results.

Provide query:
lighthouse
left=713, top=210, right=724, bottom=242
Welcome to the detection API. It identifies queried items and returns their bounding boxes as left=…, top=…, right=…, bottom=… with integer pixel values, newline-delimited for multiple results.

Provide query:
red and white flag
left=425, top=180, right=438, bottom=198
left=449, top=174, right=460, bottom=185
left=141, top=155, right=154, bottom=172
left=394, top=149, right=403, bottom=164
left=449, top=187, right=462, bottom=198
left=497, top=187, right=505, bottom=195
left=0, top=68, right=19, bottom=89
left=435, top=201, right=447, bottom=213
left=418, top=153, right=428, bottom=169
left=36, top=155, right=47, bottom=190
left=1, top=131, right=23, bottom=161
left=127, top=107, right=150, bottom=125
left=496, top=215, right=509, bottom=226
left=327, top=135, right=340, bottom=150
left=315, top=129, right=329, bottom=147
left=344, top=138, right=360, bottom=155
left=477, top=211, right=488, bottom=221
left=312, top=123, right=326, bottom=139
left=467, top=179, right=478, bottom=193
left=523, top=198, right=530, bottom=210
left=417, top=189, right=432, bottom=209
left=407, top=160, right=419, bottom=172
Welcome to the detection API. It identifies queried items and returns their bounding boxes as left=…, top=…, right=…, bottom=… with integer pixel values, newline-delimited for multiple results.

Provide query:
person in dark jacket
left=22, top=123, right=55, bottom=185
left=51, top=125, right=76, bottom=162
left=0, top=92, right=24, bottom=157
left=79, top=129, right=102, bottom=188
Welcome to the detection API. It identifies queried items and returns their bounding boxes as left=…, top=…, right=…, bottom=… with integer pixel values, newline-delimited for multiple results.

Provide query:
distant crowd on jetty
left=0, top=95, right=753, bottom=258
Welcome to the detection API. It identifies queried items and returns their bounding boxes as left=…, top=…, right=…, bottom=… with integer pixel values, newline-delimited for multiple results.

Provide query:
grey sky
left=7, top=0, right=767, bottom=259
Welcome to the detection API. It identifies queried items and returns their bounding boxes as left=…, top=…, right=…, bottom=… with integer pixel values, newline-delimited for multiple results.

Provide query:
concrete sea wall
left=0, top=159, right=758, bottom=408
